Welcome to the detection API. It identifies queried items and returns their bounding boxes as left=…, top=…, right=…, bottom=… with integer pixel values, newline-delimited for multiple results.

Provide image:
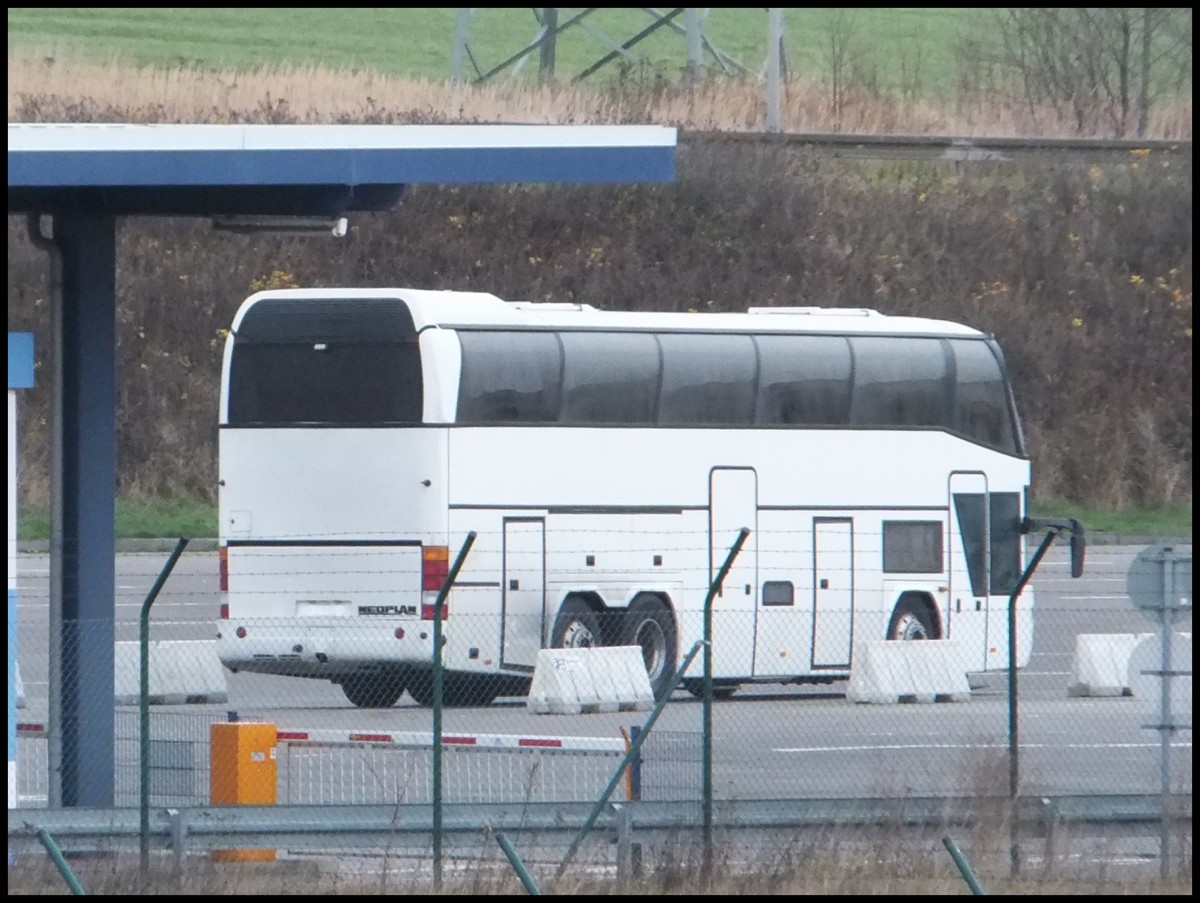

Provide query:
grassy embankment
left=15, top=498, right=1191, bottom=542
left=8, top=10, right=1192, bottom=541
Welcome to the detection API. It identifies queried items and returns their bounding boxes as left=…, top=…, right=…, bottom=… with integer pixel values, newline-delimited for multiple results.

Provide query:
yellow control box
left=210, top=720, right=277, bottom=862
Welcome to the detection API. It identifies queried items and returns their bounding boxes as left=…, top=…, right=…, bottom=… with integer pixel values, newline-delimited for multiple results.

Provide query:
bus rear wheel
left=682, top=679, right=738, bottom=701
left=887, top=596, right=936, bottom=641
left=619, top=595, right=678, bottom=701
left=551, top=597, right=603, bottom=650
left=407, top=671, right=499, bottom=708
left=340, top=671, right=406, bottom=708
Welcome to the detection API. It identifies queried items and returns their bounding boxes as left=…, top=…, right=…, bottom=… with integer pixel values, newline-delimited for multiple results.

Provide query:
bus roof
left=233, top=287, right=986, bottom=337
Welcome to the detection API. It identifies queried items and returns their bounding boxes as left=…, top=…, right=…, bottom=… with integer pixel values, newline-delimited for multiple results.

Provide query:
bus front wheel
left=619, top=595, right=678, bottom=701
left=887, top=596, right=936, bottom=641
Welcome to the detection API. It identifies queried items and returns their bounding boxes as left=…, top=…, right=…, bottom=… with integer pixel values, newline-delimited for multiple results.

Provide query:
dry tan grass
left=6, top=836, right=1192, bottom=896
left=7, top=54, right=1193, bottom=138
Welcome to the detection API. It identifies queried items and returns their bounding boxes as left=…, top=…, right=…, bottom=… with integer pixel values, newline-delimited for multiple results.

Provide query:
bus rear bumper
left=215, top=617, right=434, bottom=677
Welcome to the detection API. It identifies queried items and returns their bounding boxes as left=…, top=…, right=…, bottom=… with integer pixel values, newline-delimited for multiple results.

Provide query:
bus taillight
left=421, top=545, right=450, bottom=619
left=219, top=545, right=229, bottom=595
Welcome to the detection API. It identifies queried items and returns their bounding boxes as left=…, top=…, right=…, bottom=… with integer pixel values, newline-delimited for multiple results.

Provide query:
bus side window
left=951, top=339, right=1018, bottom=453
left=559, top=331, right=659, bottom=423
left=849, top=336, right=952, bottom=429
left=754, top=334, right=852, bottom=425
left=989, top=492, right=1022, bottom=595
left=762, top=581, right=795, bottom=607
left=882, top=521, right=945, bottom=574
left=457, top=331, right=562, bottom=422
left=658, top=333, right=756, bottom=425
left=953, top=494, right=989, bottom=596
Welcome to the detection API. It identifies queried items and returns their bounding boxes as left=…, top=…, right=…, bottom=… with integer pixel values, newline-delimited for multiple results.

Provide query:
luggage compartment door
left=500, top=518, right=546, bottom=671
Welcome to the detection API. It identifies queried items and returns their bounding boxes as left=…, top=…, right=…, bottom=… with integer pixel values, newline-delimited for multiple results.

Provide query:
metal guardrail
left=680, top=130, right=1193, bottom=165
left=9, top=794, right=1191, bottom=857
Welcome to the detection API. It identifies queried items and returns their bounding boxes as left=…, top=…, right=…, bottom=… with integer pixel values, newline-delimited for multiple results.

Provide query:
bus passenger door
left=948, top=472, right=989, bottom=673
left=500, top=518, right=546, bottom=671
left=812, top=518, right=854, bottom=669
left=709, top=468, right=758, bottom=677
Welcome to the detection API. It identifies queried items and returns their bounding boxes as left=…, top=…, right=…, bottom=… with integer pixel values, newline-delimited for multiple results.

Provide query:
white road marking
left=1036, top=576, right=1124, bottom=584
left=776, top=741, right=1192, bottom=753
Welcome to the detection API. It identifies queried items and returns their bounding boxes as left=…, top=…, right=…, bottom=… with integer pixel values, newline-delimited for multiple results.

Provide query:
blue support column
left=53, top=215, right=117, bottom=807
left=9, top=333, right=35, bottom=814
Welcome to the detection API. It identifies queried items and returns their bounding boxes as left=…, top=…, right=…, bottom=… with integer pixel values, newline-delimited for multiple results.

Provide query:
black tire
left=551, top=597, right=603, bottom=650
left=619, top=595, right=678, bottom=702
left=407, top=671, right=499, bottom=708
left=682, top=679, right=738, bottom=701
left=887, top=596, right=936, bottom=641
left=340, top=671, right=406, bottom=708
left=450, top=674, right=500, bottom=707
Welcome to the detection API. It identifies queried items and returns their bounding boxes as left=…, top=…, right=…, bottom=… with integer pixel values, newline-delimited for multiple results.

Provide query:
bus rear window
left=226, top=297, right=423, bottom=425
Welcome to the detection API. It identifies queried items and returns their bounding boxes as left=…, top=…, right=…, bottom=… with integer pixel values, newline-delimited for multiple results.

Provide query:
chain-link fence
left=9, top=534, right=1192, bottom=891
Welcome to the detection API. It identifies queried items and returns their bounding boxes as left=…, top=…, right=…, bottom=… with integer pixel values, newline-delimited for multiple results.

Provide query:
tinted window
left=883, top=521, right=944, bottom=573
left=989, top=492, right=1022, bottom=595
left=560, top=332, right=659, bottom=423
left=227, top=298, right=422, bottom=425
left=658, top=333, right=757, bottom=425
left=953, top=493, right=988, bottom=596
left=952, top=339, right=1017, bottom=453
left=851, top=337, right=951, bottom=427
left=762, top=581, right=795, bottom=607
left=457, top=331, right=562, bottom=422
left=755, top=335, right=852, bottom=425
left=448, top=328, right=1024, bottom=446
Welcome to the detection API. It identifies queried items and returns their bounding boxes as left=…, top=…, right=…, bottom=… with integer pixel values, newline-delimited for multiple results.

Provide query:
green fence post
left=556, top=640, right=705, bottom=878
left=35, top=827, right=86, bottom=895
left=1006, top=528, right=1059, bottom=876
left=139, top=537, right=189, bottom=874
left=432, top=531, right=476, bottom=891
left=703, top=527, right=750, bottom=880
left=943, top=835, right=987, bottom=895
left=496, top=831, right=542, bottom=895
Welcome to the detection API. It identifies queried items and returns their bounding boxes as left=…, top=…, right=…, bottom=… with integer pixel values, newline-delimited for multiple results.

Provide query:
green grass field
left=8, top=7, right=976, bottom=95
left=18, top=496, right=218, bottom=541
left=16, top=497, right=1190, bottom=542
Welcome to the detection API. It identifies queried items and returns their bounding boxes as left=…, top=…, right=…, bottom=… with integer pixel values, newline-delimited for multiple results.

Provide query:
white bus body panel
left=218, top=428, right=449, bottom=676
left=220, top=428, right=448, bottom=541
left=443, top=426, right=1032, bottom=681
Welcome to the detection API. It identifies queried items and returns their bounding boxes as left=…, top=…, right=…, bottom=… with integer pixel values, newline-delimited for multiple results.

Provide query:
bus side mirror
left=1069, top=519, right=1086, bottom=579
left=1022, top=515, right=1086, bottom=578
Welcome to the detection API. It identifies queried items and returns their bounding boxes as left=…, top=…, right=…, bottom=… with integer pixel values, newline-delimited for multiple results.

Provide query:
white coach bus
left=217, top=288, right=1036, bottom=708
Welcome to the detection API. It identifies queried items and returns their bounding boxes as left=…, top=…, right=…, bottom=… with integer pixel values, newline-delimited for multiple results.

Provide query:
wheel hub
left=635, top=620, right=666, bottom=680
left=562, top=620, right=597, bottom=648
left=896, top=613, right=928, bottom=641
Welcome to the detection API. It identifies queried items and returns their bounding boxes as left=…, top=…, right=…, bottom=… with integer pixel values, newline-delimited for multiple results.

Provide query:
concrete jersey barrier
left=527, top=646, right=655, bottom=715
left=1067, top=633, right=1153, bottom=697
left=847, top=640, right=972, bottom=704
left=113, top=639, right=229, bottom=705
